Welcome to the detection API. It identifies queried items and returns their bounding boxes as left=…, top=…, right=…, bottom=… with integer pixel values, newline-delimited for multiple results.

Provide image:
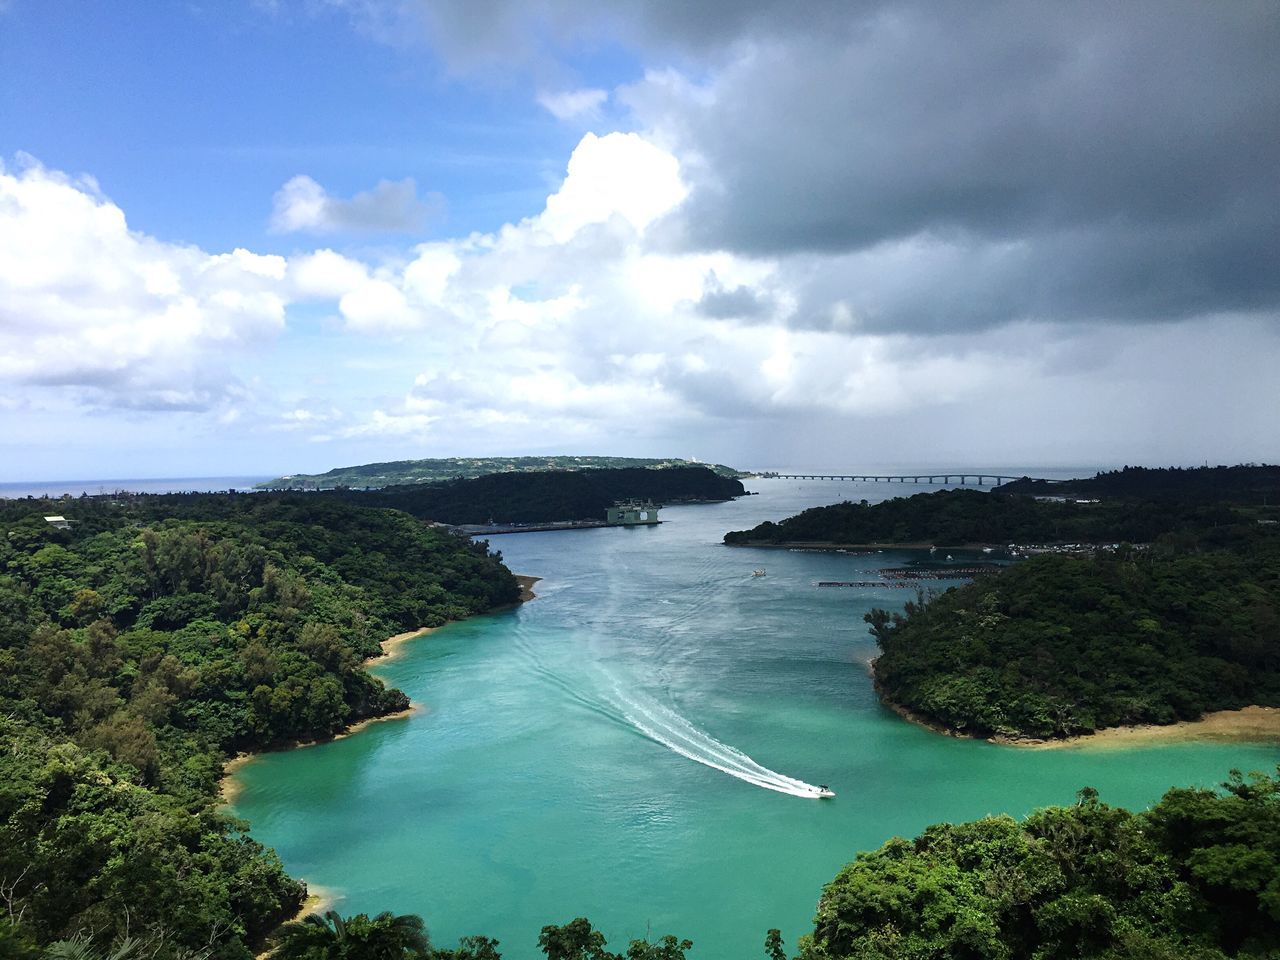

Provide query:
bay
left=231, top=477, right=1279, bottom=958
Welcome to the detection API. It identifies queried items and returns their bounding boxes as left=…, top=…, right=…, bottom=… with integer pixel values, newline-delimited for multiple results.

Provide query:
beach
left=867, top=657, right=1280, bottom=750
left=1000, top=705, right=1280, bottom=750
left=220, top=575, right=539, bottom=811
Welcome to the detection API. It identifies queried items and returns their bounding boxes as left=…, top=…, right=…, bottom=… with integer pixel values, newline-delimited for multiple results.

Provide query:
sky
left=1, top=1, right=1277, bottom=480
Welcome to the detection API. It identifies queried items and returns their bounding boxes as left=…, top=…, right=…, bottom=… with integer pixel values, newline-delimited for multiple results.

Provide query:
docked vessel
left=606, top=500, right=660, bottom=525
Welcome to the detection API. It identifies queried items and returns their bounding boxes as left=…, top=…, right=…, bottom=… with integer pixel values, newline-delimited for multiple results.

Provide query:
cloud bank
left=5, top=1, right=1278, bottom=474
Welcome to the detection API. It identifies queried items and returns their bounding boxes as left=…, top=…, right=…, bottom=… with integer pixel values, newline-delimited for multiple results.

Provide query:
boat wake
left=512, top=627, right=829, bottom=799
left=606, top=680, right=828, bottom=798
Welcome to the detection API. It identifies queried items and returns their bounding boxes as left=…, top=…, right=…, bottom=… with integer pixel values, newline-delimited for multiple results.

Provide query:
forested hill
left=0, top=494, right=519, bottom=956
left=869, top=528, right=1280, bottom=740
left=724, top=480, right=1280, bottom=743
left=723, top=488, right=1250, bottom=547
left=996, top=463, right=1280, bottom=502
left=332, top=465, right=746, bottom=524
left=801, top=771, right=1280, bottom=959
left=258, top=455, right=748, bottom=490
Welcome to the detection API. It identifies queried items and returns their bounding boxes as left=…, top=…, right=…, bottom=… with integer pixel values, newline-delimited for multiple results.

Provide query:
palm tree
left=269, top=909, right=431, bottom=960
left=43, top=937, right=142, bottom=960
left=270, top=911, right=348, bottom=960
left=42, top=934, right=210, bottom=960
left=359, top=912, right=431, bottom=960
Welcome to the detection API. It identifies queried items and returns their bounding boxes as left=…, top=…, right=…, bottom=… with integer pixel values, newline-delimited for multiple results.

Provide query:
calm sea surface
left=231, top=477, right=1279, bottom=958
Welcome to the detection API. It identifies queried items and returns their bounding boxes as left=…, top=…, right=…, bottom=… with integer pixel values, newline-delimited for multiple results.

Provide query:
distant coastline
left=0, top=475, right=273, bottom=499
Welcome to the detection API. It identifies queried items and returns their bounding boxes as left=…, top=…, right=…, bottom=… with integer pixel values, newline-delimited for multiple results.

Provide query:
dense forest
left=0, top=493, right=519, bottom=956
left=5, top=772, right=1272, bottom=960
left=723, top=488, right=1246, bottom=547
left=798, top=770, right=1280, bottom=960
left=727, top=465, right=1280, bottom=548
left=259, top=456, right=748, bottom=491
left=996, top=464, right=1280, bottom=503
left=868, top=530, right=1280, bottom=739
left=332, top=466, right=745, bottom=525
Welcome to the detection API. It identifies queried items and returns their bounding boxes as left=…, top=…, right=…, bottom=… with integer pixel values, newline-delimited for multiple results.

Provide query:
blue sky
left=1, top=2, right=608, bottom=249
left=1, top=1, right=1277, bottom=480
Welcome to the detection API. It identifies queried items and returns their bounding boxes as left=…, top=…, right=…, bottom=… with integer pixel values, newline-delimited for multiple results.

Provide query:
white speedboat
left=752, top=568, right=766, bottom=577
left=813, top=784, right=835, bottom=798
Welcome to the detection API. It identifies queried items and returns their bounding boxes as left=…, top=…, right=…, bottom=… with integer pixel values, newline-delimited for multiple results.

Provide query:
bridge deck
left=762, top=474, right=1056, bottom=485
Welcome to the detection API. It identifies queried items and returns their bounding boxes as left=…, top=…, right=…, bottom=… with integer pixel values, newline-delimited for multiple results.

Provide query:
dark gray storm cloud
left=378, top=0, right=864, bottom=68
left=635, top=2, right=1279, bottom=332
left=649, top=4, right=1279, bottom=252
left=695, top=274, right=774, bottom=321
left=374, top=0, right=1280, bottom=334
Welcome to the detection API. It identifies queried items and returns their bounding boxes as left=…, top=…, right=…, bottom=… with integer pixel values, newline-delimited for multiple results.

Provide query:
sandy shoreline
left=217, top=704, right=422, bottom=806
left=376, top=626, right=438, bottom=665
left=220, top=573, right=541, bottom=926
left=218, top=625, right=436, bottom=806
left=282, top=883, right=339, bottom=926
left=868, top=658, right=1280, bottom=749
left=999, top=705, right=1280, bottom=750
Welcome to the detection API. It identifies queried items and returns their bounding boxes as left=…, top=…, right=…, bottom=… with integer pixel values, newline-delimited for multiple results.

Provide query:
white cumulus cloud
left=537, top=132, right=687, bottom=242
left=0, top=156, right=287, bottom=410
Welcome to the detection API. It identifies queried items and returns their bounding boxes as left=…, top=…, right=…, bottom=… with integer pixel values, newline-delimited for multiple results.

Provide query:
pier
left=817, top=564, right=1003, bottom=588
left=878, top=566, right=1002, bottom=579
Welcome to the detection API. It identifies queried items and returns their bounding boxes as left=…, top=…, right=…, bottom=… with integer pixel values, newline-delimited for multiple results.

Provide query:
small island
left=333, top=465, right=746, bottom=525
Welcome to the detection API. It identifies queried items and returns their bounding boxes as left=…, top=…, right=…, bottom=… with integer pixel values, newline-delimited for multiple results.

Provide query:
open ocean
left=0, top=476, right=274, bottom=499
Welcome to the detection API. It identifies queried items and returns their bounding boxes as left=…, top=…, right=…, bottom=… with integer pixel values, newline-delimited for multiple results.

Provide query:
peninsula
left=0, top=490, right=520, bottom=954
left=258, top=455, right=749, bottom=491
left=325, top=465, right=745, bottom=525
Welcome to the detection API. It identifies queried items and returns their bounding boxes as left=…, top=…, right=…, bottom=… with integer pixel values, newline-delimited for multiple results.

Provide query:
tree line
left=995, top=464, right=1280, bottom=503
left=724, top=488, right=1252, bottom=548
left=332, top=466, right=746, bottom=525
left=0, top=493, right=519, bottom=955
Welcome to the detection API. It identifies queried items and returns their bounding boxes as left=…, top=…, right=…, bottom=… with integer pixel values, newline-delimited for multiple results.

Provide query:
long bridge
left=758, top=472, right=1059, bottom=486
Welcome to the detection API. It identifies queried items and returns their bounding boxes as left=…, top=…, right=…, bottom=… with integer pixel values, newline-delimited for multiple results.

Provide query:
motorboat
left=813, top=784, right=835, bottom=798
left=752, top=568, right=766, bottom=577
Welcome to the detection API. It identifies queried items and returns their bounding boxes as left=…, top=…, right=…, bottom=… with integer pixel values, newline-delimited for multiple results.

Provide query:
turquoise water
left=232, top=479, right=1279, bottom=958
